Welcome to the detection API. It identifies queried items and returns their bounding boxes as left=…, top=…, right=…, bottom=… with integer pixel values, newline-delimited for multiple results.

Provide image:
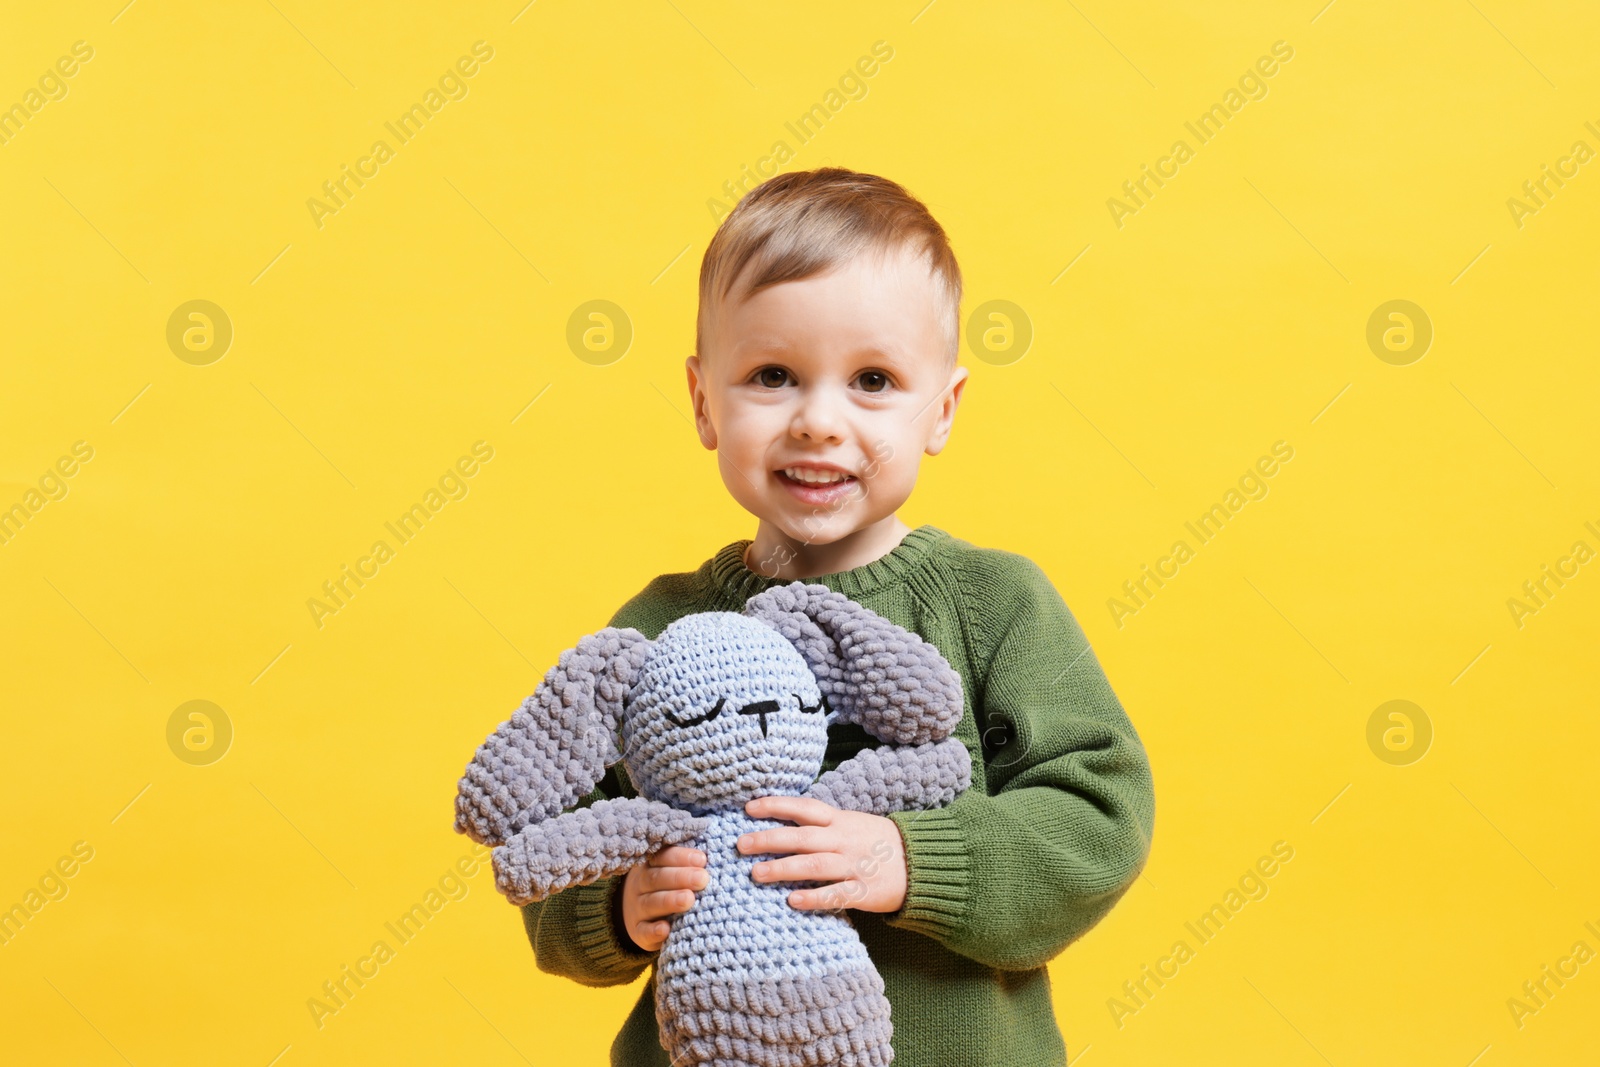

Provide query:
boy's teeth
left=784, top=467, right=852, bottom=485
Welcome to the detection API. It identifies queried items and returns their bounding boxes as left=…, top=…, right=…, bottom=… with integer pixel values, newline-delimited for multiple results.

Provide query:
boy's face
left=687, top=242, right=967, bottom=547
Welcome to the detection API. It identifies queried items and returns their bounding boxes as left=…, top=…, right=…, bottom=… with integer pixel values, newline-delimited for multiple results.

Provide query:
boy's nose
left=791, top=391, right=849, bottom=442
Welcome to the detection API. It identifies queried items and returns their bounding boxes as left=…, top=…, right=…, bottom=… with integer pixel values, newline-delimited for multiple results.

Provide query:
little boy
left=520, top=167, right=1155, bottom=1066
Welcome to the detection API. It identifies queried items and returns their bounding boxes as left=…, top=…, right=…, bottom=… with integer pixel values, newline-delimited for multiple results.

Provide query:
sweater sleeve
left=883, top=552, right=1156, bottom=971
left=514, top=580, right=690, bottom=988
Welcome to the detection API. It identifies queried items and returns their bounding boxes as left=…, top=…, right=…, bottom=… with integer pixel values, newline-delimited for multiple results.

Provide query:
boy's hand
left=618, top=845, right=709, bottom=953
left=738, top=795, right=907, bottom=913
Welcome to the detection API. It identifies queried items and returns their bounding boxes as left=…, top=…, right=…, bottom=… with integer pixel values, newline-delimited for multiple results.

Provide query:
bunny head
left=621, top=610, right=831, bottom=812
left=455, top=582, right=964, bottom=843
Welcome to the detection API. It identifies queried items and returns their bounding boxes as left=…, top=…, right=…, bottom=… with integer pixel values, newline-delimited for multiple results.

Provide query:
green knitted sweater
left=518, top=524, right=1155, bottom=1066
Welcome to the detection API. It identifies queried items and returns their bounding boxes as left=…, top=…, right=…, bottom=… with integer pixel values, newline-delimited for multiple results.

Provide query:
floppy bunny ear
left=454, top=627, right=652, bottom=847
left=743, top=582, right=964, bottom=745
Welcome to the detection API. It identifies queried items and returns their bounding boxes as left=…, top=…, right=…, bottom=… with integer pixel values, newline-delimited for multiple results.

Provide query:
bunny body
left=456, top=583, right=970, bottom=1066
left=656, top=811, right=892, bottom=1066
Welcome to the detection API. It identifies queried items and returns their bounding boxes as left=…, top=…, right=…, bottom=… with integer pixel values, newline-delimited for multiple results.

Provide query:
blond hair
left=696, top=167, right=962, bottom=367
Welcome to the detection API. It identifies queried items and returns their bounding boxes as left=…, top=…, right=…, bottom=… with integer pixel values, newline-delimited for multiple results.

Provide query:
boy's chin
left=761, top=509, right=875, bottom=547
left=765, top=516, right=841, bottom=544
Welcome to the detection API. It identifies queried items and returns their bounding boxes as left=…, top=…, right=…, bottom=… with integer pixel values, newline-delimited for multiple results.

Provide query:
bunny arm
left=493, top=796, right=710, bottom=907
left=803, top=737, right=972, bottom=816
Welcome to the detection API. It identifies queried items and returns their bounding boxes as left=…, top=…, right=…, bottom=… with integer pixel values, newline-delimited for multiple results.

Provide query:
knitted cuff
left=571, top=875, right=656, bottom=977
left=883, top=805, right=972, bottom=942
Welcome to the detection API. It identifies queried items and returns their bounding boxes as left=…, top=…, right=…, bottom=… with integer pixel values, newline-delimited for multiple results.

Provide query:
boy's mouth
left=774, top=465, right=861, bottom=504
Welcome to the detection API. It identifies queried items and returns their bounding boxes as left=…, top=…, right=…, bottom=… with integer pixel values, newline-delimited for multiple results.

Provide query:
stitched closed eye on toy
left=659, top=691, right=830, bottom=735
left=454, top=581, right=972, bottom=1067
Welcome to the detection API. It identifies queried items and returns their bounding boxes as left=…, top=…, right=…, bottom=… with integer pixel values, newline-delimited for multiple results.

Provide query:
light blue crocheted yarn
left=622, top=612, right=833, bottom=815
left=620, top=612, right=867, bottom=978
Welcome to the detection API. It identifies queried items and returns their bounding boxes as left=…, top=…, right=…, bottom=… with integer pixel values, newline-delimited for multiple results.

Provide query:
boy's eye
left=752, top=368, right=891, bottom=391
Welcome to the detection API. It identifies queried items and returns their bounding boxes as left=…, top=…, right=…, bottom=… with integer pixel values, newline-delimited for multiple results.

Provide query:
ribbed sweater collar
left=705, top=524, right=950, bottom=604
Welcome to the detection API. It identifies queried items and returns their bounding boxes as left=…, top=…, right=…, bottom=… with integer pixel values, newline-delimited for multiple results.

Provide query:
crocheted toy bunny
left=454, top=581, right=972, bottom=1067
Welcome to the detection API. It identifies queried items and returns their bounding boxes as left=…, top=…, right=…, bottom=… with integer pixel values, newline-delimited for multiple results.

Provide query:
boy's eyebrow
left=732, top=337, right=800, bottom=356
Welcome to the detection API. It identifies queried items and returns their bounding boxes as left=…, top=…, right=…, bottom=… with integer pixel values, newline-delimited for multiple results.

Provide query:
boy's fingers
left=628, top=920, right=668, bottom=950
left=650, top=846, right=706, bottom=867
left=745, top=795, right=835, bottom=825
left=737, top=824, right=833, bottom=857
left=788, top=881, right=865, bottom=911
left=641, top=865, right=710, bottom=894
left=750, top=852, right=853, bottom=885
left=638, top=888, right=699, bottom=919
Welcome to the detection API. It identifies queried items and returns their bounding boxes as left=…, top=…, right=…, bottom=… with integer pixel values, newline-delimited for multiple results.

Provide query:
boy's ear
left=924, top=365, right=969, bottom=456
left=686, top=355, right=717, bottom=450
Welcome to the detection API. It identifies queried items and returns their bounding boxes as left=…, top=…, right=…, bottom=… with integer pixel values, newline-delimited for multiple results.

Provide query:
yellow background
left=2, top=1, right=1597, bottom=1064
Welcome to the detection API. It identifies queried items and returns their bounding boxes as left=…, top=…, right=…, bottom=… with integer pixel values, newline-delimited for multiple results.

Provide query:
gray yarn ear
left=454, top=627, right=652, bottom=847
left=742, top=582, right=964, bottom=745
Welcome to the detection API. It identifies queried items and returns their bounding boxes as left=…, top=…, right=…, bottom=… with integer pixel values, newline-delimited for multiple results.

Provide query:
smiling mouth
left=775, top=469, right=860, bottom=499
left=779, top=466, right=855, bottom=485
